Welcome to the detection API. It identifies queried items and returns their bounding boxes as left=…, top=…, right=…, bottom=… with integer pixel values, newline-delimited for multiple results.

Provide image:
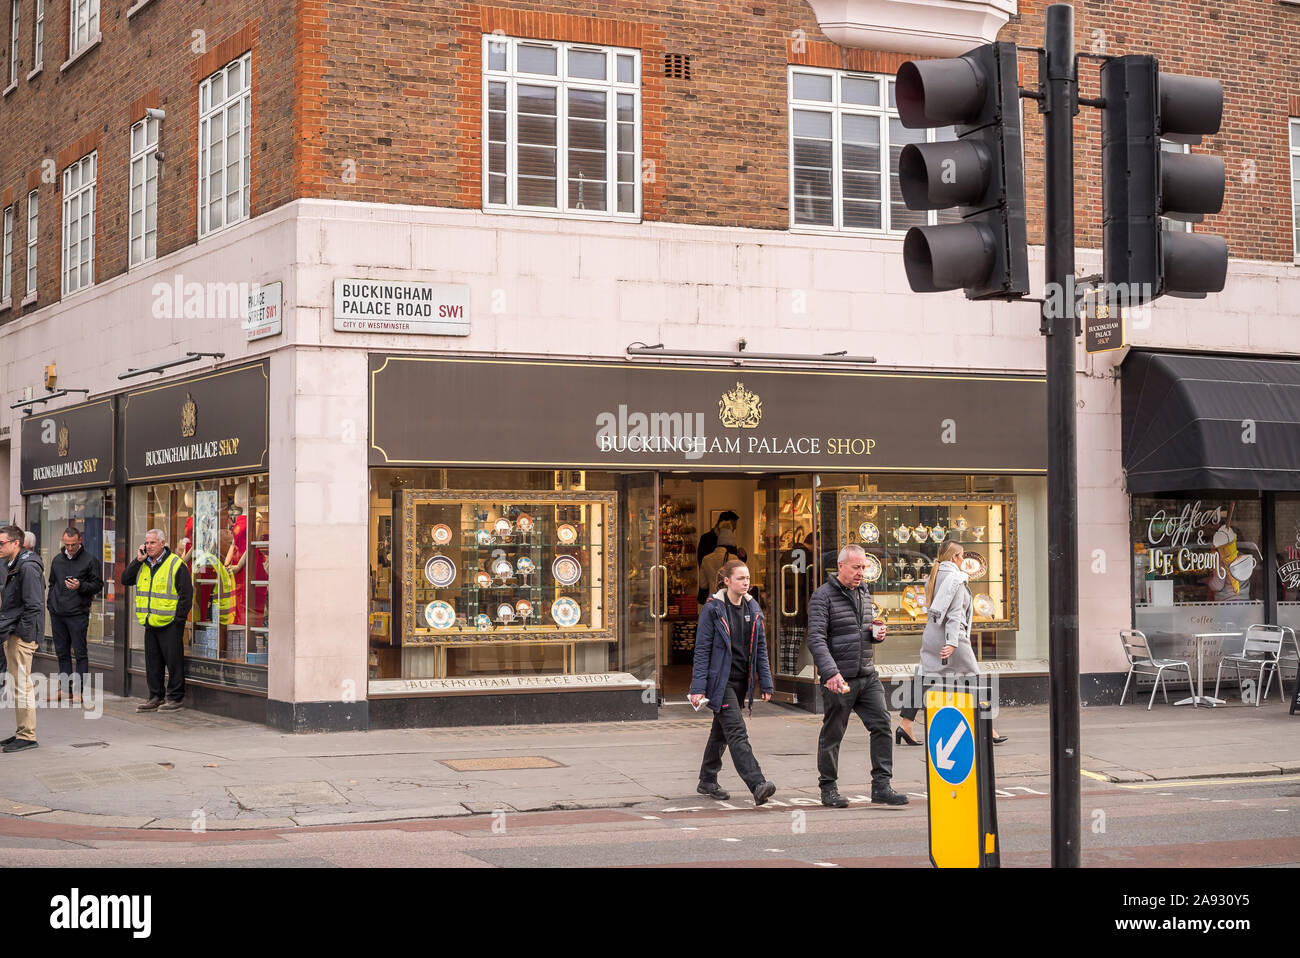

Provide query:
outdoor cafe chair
left=1118, top=629, right=1195, bottom=711
left=1214, top=624, right=1289, bottom=707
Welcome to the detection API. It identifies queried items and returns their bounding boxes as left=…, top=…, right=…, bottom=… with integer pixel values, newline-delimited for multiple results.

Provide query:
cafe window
left=24, top=489, right=116, bottom=667
left=129, top=475, right=270, bottom=672
left=1131, top=495, right=1266, bottom=660
left=1275, top=495, right=1300, bottom=642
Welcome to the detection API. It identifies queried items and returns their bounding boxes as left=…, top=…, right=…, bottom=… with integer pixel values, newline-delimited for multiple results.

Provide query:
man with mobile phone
left=47, top=526, right=104, bottom=705
left=121, top=529, right=193, bottom=712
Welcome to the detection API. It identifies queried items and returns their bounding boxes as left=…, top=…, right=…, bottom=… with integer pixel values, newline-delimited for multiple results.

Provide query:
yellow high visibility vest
left=134, top=551, right=185, bottom=627
left=214, top=559, right=235, bottom=625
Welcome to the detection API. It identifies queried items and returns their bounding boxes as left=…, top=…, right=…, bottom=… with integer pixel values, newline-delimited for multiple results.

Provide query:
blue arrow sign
left=927, top=706, right=975, bottom=786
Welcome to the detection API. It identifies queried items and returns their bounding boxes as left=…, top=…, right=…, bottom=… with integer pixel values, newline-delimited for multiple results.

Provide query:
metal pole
left=1043, top=2, right=1081, bottom=868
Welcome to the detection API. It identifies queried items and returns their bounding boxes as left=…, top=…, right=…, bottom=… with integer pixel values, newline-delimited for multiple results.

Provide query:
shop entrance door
left=760, top=476, right=817, bottom=705
left=619, top=473, right=661, bottom=699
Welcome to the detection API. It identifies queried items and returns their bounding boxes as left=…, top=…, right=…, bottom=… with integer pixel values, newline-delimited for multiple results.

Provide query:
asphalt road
left=3, top=773, right=1297, bottom=868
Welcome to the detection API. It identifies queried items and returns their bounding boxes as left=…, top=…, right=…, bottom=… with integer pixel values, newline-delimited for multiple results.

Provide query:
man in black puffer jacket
left=805, top=544, right=908, bottom=808
left=47, top=526, right=104, bottom=703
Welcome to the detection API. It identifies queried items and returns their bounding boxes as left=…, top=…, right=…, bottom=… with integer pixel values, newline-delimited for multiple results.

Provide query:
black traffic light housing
left=895, top=42, right=1029, bottom=301
left=1101, top=55, right=1227, bottom=302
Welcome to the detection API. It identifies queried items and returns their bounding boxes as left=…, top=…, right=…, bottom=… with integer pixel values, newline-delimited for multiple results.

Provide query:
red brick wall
left=2, top=0, right=1296, bottom=327
left=0, top=0, right=296, bottom=324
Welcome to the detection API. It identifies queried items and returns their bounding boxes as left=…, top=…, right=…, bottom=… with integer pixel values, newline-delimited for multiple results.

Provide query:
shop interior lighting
left=626, top=343, right=876, bottom=366
left=118, top=351, right=226, bottom=381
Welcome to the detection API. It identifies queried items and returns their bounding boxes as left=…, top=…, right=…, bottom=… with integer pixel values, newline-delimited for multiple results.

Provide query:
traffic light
left=895, top=42, right=1028, bottom=301
left=1101, top=56, right=1227, bottom=301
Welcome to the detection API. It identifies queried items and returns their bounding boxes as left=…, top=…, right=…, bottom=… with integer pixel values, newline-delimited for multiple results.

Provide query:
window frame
left=61, top=151, right=95, bottom=297
left=1, top=205, right=12, bottom=305
left=9, top=0, right=19, bottom=86
left=788, top=66, right=967, bottom=236
left=68, top=0, right=98, bottom=58
left=128, top=115, right=160, bottom=267
left=1291, top=118, right=1300, bottom=263
left=197, top=51, right=252, bottom=240
left=481, top=34, right=643, bottom=222
left=33, top=0, right=42, bottom=70
left=25, top=189, right=36, bottom=299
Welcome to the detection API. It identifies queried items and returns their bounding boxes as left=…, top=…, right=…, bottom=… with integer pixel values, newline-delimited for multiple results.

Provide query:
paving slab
left=227, top=781, right=349, bottom=808
left=0, top=798, right=53, bottom=816
left=1102, top=769, right=1156, bottom=783
left=291, top=805, right=471, bottom=827
left=462, top=801, right=517, bottom=814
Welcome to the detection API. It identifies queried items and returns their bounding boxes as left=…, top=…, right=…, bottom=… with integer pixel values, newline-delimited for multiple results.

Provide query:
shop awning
left=1122, top=350, right=1300, bottom=494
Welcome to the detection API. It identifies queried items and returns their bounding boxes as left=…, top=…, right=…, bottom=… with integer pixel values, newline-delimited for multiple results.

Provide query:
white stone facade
left=3, top=197, right=1298, bottom=703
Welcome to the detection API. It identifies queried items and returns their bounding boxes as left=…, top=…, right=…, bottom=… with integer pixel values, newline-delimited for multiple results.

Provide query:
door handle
left=652, top=564, right=668, bottom=620
left=780, top=563, right=796, bottom=617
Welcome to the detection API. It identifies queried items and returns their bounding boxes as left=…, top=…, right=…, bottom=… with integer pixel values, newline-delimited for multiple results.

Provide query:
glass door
left=620, top=472, right=661, bottom=698
left=760, top=475, right=816, bottom=700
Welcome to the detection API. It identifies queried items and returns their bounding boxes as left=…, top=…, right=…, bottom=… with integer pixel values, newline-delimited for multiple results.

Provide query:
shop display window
left=129, top=475, right=269, bottom=668
left=1271, top=495, right=1300, bottom=679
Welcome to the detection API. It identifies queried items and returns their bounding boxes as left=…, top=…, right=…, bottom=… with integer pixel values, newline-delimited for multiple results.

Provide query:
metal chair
left=1119, top=629, right=1195, bottom=710
left=1214, top=624, right=1289, bottom=706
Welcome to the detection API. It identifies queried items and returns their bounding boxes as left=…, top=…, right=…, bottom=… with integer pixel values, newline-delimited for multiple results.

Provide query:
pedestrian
left=689, top=559, right=778, bottom=806
left=22, top=531, right=36, bottom=551
left=805, top=544, right=909, bottom=807
left=0, top=525, right=45, bottom=752
left=916, top=539, right=1007, bottom=743
left=46, top=525, right=104, bottom=704
left=696, top=510, right=739, bottom=602
left=121, top=528, right=193, bottom=712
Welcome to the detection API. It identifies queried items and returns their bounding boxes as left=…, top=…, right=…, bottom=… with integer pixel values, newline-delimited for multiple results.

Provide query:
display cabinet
left=399, top=490, right=617, bottom=674
left=835, top=492, right=1018, bottom=634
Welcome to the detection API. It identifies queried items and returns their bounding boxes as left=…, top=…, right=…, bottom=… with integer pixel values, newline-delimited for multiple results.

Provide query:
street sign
left=925, top=682, right=1000, bottom=868
left=1084, top=300, right=1125, bottom=353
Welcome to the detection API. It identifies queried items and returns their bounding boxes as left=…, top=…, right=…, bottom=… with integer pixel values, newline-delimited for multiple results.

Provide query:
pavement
left=1, top=691, right=1298, bottom=831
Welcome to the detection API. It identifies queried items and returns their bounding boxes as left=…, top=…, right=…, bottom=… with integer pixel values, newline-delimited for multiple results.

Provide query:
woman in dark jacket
left=688, top=559, right=777, bottom=805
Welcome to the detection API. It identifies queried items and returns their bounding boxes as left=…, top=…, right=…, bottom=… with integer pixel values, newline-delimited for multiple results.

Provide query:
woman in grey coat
left=897, top=539, right=1006, bottom=744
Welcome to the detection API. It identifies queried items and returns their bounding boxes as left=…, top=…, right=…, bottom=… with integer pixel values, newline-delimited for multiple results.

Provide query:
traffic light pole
left=1042, top=2, right=1082, bottom=868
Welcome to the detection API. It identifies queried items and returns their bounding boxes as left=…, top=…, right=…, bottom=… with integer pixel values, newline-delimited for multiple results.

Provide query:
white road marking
left=814, top=861, right=839, bottom=868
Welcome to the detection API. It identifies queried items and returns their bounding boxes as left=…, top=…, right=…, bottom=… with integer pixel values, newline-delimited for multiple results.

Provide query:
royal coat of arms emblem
left=718, top=381, right=762, bottom=429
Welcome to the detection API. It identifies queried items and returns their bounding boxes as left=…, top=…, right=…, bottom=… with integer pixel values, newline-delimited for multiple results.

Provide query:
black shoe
left=136, top=697, right=163, bottom=712
left=697, top=781, right=730, bottom=801
left=820, top=789, right=849, bottom=808
left=0, top=735, right=15, bottom=747
left=895, top=725, right=922, bottom=747
left=753, top=781, right=777, bottom=806
left=871, top=785, right=910, bottom=806
left=992, top=733, right=1008, bottom=745
left=2, top=739, right=38, bottom=753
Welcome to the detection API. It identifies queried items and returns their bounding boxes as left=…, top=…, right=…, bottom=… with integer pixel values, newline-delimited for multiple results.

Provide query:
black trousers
left=144, top=621, right=186, bottom=702
left=51, top=614, right=90, bottom=694
left=818, top=672, right=893, bottom=790
left=698, top=683, right=766, bottom=794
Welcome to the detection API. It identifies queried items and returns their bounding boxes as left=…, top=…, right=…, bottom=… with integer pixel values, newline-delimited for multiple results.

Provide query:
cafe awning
left=1122, top=350, right=1300, bottom=494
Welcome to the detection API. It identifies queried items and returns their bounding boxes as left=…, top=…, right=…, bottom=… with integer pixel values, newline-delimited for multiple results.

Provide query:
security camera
left=145, top=107, right=166, bottom=121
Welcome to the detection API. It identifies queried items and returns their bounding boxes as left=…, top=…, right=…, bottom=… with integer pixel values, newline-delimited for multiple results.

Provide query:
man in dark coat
left=47, top=526, right=104, bottom=703
left=805, top=544, right=909, bottom=808
left=688, top=558, right=777, bottom=805
left=0, top=525, right=46, bottom=752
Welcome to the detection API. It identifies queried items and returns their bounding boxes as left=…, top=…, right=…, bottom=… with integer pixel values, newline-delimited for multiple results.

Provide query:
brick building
left=0, top=0, right=1297, bottom=730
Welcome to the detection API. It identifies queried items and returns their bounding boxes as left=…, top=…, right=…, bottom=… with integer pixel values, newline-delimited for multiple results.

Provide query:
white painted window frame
left=9, top=0, right=19, bottom=86
left=197, top=51, right=252, bottom=239
left=481, top=34, right=642, bottom=222
left=25, top=189, right=36, bottom=299
left=1291, top=118, right=1300, bottom=263
left=61, top=151, right=95, bottom=296
left=129, top=115, right=160, bottom=267
left=789, top=66, right=961, bottom=236
left=68, top=0, right=98, bottom=58
left=33, top=0, right=42, bottom=70
left=1, top=205, right=12, bottom=304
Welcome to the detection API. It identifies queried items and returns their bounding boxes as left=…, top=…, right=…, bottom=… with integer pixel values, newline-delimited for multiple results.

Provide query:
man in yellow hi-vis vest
left=122, top=528, right=193, bottom=712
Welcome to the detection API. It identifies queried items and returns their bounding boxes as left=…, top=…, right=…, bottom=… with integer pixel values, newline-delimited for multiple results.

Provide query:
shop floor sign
left=925, top=684, right=1000, bottom=868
